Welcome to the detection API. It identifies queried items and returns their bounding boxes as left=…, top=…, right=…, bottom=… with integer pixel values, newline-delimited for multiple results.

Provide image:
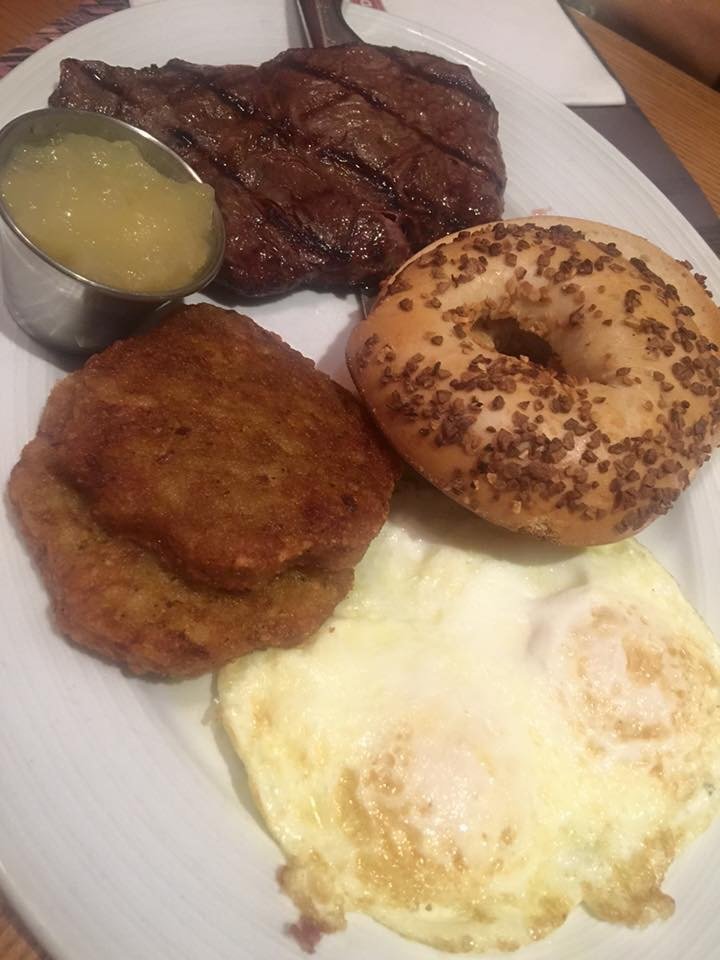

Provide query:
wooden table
left=0, top=3, right=719, bottom=959
left=569, top=9, right=720, bottom=215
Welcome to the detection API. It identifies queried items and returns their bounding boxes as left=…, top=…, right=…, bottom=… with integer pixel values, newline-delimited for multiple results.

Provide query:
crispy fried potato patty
left=8, top=438, right=353, bottom=678
left=39, top=304, right=398, bottom=590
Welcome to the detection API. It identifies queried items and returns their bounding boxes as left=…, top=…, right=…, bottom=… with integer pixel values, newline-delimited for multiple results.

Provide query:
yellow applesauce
left=0, top=133, right=216, bottom=292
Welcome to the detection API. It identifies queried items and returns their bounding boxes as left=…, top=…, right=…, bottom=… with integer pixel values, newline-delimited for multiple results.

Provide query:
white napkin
left=128, top=0, right=625, bottom=106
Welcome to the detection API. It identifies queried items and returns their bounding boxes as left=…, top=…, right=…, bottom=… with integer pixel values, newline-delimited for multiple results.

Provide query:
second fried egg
left=219, top=482, right=720, bottom=953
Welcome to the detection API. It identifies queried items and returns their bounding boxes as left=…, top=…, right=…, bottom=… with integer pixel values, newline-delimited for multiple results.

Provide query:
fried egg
left=219, top=481, right=720, bottom=953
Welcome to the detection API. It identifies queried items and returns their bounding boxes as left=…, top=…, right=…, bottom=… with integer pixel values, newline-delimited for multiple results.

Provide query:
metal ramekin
left=0, top=109, right=225, bottom=354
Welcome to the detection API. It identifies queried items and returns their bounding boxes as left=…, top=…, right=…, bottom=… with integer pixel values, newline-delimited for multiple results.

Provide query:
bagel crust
left=347, top=218, right=720, bottom=546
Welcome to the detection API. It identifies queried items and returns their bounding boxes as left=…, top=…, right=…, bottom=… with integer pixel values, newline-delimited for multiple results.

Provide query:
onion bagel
left=347, top=217, right=720, bottom=546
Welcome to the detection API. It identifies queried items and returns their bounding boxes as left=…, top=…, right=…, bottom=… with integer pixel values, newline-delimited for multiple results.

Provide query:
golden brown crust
left=8, top=438, right=353, bottom=678
left=347, top=217, right=720, bottom=546
left=41, top=304, right=398, bottom=590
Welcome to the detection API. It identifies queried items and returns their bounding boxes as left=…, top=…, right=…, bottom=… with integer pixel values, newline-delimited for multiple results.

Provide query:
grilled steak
left=50, top=45, right=505, bottom=298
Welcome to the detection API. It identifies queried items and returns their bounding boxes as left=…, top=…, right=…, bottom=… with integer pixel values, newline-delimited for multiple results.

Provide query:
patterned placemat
left=0, top=1, right=129, bottom=79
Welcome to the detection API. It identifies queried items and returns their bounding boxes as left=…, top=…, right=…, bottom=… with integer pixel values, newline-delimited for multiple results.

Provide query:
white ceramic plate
left=0, top=3, right=719, bottom=959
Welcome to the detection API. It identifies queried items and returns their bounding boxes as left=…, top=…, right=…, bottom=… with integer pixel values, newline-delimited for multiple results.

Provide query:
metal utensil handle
left=297, top=0, right=361, bottom=47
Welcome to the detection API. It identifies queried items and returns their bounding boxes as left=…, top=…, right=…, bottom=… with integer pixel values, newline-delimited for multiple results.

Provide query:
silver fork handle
left=296, top=0, right=361, bottom=47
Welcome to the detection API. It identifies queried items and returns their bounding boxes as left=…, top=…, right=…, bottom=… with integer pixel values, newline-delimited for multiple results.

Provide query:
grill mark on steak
left=316, top=146, right=402, bottom=209
left=262, top=198, right=354, bottom=264
left=296, top=89, right=352, bottom=123
left=279, top=59, right=504, bottom=189
left=204, top=79, right=259, bottom=120
left=207, top=75, right=350, bottom=129
left=382, top=47, right=492, bottom=106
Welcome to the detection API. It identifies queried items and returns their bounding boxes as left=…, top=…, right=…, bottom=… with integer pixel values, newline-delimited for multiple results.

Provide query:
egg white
left=219, top=481, right=720, bottom=953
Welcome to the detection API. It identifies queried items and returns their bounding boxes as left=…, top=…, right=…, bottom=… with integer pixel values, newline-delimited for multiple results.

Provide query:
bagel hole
left=473, top=316, right=564, bottom=372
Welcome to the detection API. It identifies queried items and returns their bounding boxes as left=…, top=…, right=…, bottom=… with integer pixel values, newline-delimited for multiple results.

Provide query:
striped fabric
left=0, top=1, right=129, bottom=79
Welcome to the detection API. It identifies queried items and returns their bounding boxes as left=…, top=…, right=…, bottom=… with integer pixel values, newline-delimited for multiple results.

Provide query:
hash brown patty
left=40, top=304, right=398, bottom=591
left=8, top=438, right=353, bottom=678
